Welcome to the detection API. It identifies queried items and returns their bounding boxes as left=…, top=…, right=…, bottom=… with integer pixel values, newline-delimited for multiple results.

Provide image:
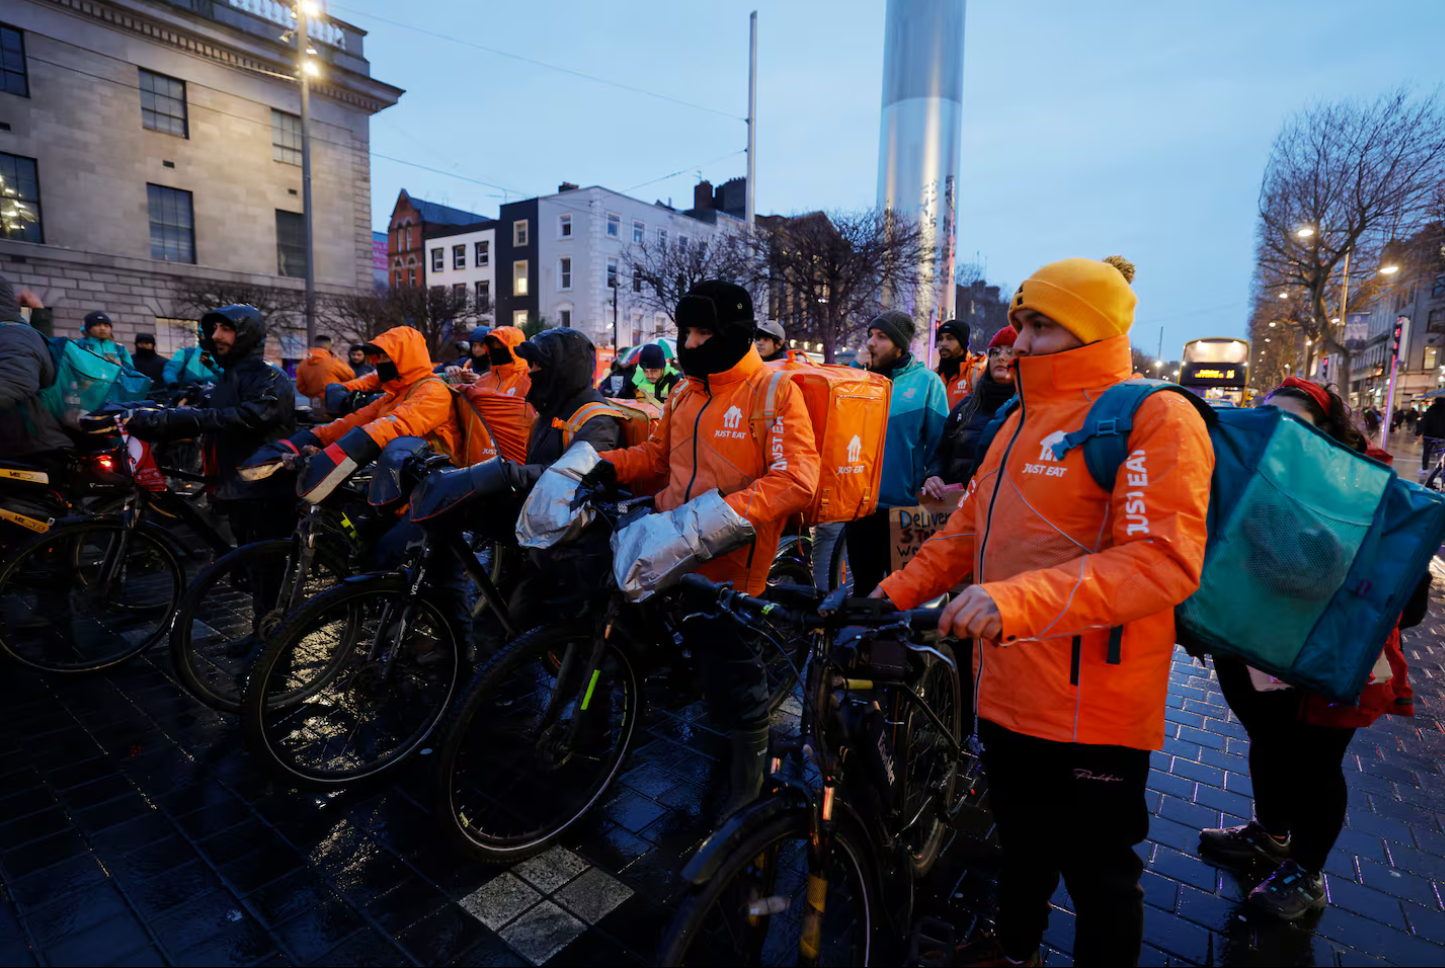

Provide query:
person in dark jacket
left=924, top=325, right=1018, bottom=495
left=0, top=279, right=69, bottom=461
left=122, top=305, right=297, bottom=546
left=347, top=344, right=376, bottom=379
left=755, top=319, right=788, bottom=362
left=1416, top=397, right=1445, bottom=478
left=131, top=333, right=170, bottom=387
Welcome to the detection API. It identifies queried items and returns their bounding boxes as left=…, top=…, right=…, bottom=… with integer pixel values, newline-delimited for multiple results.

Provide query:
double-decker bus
left=1180, top=337, right=1250, bottom=405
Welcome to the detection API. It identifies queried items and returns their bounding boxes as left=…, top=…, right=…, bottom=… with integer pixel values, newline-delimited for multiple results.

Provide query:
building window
left=453, top=244, right=466, bottom=269
left=475, top=240, right=489, bottom=266
left=453, top=283, right=467, bottom=301
left=432, top=248, right=444, bottom=272
left=408, top=267, right=417, bottom=287
left=1, top=24, right=28, bottom=98
left=275, top=210, right=306, bottom=278
left=679, top=234, right=689, bottom=251
left=658, top=228, right=668, bottom=246
left=147, top=184, right=194, bottom=263
left=271, top=109, right=302, bottom=165
left=559, top=257, right=572, bottom=290
left=474, top=280, right=490, bottom=307
left=139, top=69, right=188, bottom=138
left=632, top=219, right=644, bottom=244
left=560, top=309, right=572, bottom=327
left=513, top=310, right=528, bottom=328
left=631, top=311, right=643, bottom=339
left=1426, top=346, right=1439, bottom=370
left=513, top=260, right=529, bottom=296
left=606, top=213, right=620, bottom=238
left=1434, top=274, right=1445, bottom=298
left=632, top=268, right=643, bottom=293
left=1429, top=307, right=1445, bottom=334
left=0, top=152, right=42, bottom=243
left=513, top=220, right=529, bottom=246
left=559, top=214, right=572, bottom=238
left=606, top=259, right=618, bottom=289
left=393, top=270, right=402, bottom=287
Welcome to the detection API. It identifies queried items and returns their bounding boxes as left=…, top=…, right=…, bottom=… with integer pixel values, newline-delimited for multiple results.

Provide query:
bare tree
left=1254, top=86, right=1445, bottom=387
left=321, top=285, right=481, bottom=357
left=748, top=209, right=924, bottom=363
left=621, top=228, right=760, bottom=335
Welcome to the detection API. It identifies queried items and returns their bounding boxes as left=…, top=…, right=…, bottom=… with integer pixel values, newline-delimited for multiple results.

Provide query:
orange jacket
left=941, top=353, right=985, bottom=411
left=478, top=326, right=531, bottom=399
left=600, top=347, right=820, bottom=596
left=343, top=369, right=381, bottom=394
left=313, top=326, right=462, bottom=460
left=296, top=349, right=355, bottom=400
left=878, top=334, right=1214, bottom=750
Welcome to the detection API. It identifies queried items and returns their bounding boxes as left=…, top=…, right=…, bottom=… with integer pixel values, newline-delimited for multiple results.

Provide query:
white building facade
left=422, top=220, right=497, bottom=319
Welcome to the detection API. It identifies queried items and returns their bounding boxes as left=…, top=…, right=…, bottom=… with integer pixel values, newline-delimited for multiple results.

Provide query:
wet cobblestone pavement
left=3, top=578, right=1445, bottom=965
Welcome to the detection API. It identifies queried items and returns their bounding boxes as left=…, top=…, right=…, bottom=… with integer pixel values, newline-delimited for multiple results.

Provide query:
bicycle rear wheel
left=171, top=538, right=349, bottom=713
left=659, top=806, right=878, bottom=967
left=432, top=622, right=638, bottom=863
left=240, top=575, right=462, bottom=788
left=899, top=641, right=961, bottom=878
left=0, top=518, right=183, bottom=672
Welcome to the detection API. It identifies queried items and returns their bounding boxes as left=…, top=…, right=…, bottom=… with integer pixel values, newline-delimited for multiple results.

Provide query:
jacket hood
left=304, top=347, right=333, bottom=366
left=201, top=305, right=268, bottom=364
left=485, top=326, right=527, bottom=376
left=1014, top=333, right=1131, bottom=402
left=517, top=327, right=596, bottom=416
left=366, top=325, right=435, bottom=390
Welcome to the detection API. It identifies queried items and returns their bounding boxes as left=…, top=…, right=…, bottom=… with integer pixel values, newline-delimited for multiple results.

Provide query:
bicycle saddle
left=409, top=457, right=510, bottom=523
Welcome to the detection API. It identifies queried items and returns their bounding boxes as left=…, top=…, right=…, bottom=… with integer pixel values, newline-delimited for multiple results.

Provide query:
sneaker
left=954, top=932, right=1042, bottom=967
left=1199, top=820, right=1290, bottom=867
left=1248, top=859, right=1326, bottom=921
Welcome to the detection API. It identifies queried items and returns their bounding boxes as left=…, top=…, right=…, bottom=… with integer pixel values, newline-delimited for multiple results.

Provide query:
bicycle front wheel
left=659, top=805, right=878, bottom=967
left=432, top=622, right=639, bottom=863
left=171, top=538, right=349, bottom=713
left=240, top=575, right=463, bottom=788
left=0, top=518, right=183, bottom=673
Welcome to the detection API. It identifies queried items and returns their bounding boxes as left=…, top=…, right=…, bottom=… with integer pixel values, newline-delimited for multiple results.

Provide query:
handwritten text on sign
left=889, top=496, right=963, bottom=572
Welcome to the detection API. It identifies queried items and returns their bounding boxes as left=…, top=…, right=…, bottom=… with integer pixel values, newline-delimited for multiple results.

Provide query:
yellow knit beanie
left=1009, top=255, right=1137, bottom=344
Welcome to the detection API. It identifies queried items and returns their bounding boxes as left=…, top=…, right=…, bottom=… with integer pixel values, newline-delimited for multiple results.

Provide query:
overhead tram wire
left=328, top=2, right=745, bottom=122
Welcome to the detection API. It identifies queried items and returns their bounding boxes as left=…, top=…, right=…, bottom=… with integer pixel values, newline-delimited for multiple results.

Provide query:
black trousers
left=844, top=508, right=893, bottom=597
left=1214, top=657, right=1355, bottom=872
left=682, top=613, right=770, bottom=734
left=979, top=718, right=1150, bottom=965
left=218, top=498, right=295, bottom=635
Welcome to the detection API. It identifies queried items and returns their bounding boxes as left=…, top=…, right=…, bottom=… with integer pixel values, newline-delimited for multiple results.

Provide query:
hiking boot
left=1248, top=859, right=1326, bottom=921
left=1199, top=820, right=1290, bottom=867
left=954, top=932, right=1042, bottom=967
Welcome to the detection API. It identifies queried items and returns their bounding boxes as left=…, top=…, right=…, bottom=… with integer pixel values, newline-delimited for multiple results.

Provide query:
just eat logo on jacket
left=716, top=405, right=748, bottom=440
left=1024, top=430, right=1070, bottom=478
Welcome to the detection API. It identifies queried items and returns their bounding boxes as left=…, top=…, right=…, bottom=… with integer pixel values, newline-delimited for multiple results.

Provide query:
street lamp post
left=296, top=2, right=320, bottom=347
left=611, top=278, right=618, bottom=352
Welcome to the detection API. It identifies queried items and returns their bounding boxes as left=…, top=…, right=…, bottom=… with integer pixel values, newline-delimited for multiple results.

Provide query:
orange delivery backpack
left=454, top=385, right=536, bottom=465
left=751, top=359, right=891, bottom=526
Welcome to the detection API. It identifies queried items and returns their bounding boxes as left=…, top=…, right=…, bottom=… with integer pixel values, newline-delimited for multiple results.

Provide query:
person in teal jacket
left=164, top=323, right=224, bottom=388
left=844, top=309, right=948, bottom=595
left=79, top=312, right=134, bottom=369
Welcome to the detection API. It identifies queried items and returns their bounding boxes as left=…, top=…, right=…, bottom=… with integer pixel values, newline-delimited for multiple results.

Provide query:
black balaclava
left=518, top=328, right=596, bottom=418
left=675, top=281, right=755, bottom=379
left=134, top=333, right=158, bottom=359
left=487, top=338, right=513, bottom=367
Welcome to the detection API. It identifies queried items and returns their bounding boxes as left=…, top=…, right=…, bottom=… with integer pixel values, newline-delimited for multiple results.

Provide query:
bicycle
left=429, top=487, right=811, bottom=866
left=657, top=576, right=965, bottom=967
left=237, top=452, right=516, bottom=789
left=0, top=411, right=207, bottom=673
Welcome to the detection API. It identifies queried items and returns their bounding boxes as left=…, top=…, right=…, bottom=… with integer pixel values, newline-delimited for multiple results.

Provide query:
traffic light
left=1393, top=316, right=1407, bottom=360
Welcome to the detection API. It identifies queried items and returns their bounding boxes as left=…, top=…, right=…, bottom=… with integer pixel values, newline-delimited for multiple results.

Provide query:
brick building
left=0, top=0, right=401, bottom=356
left=384, top=189, right=487, bottom=291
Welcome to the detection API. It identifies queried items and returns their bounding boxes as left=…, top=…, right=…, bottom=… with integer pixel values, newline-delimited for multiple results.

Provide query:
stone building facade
left=0, top=0, right=401, bottom=357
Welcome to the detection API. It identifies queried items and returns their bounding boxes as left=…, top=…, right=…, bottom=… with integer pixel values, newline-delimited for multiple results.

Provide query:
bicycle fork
left=799, top=758, right=840, bottom=967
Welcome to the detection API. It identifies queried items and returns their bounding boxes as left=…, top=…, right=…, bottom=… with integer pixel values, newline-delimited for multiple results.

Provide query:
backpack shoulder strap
left=558, top=401, right=624, bottom=447
left=1052, top=379, right=1216, bottom=492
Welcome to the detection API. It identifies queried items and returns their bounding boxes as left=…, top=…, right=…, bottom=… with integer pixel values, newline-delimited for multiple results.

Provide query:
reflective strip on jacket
left=877, top=334, right=1214, bottom=750
left=313, top=326, right=461, bottom=460
left=599, top=346, right=820, bottom=596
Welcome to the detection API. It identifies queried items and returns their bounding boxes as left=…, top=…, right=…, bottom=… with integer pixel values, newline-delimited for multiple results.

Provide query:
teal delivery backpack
left=978, top=379, right=1445, bottom=702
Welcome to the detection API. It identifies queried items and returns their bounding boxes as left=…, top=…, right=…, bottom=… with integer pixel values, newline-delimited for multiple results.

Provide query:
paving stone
left=460, top=873, right=542, bottom=931
left=499, top=900, right=586, bottom=965
left=513, top=846, right=590, bottom=893
left=554, top=867, right=634, bottom=925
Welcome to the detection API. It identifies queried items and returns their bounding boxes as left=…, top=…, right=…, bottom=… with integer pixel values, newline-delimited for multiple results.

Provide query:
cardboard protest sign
left=889, top=491, right=964, bottom=572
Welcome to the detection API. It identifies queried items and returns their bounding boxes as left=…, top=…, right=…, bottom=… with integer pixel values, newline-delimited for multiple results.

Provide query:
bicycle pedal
left=906, top=915, right=956, bottom=967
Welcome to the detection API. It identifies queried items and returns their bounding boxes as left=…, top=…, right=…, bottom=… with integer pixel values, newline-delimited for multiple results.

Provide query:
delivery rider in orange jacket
left=875, top=256, right=1214, bottom=967
left=584, top=281, right=820, bottom=813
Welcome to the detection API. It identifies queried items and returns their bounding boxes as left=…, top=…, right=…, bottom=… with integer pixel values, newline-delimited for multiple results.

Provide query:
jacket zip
left=971, top=367, right=1027, bottom=742
left=682, top=380, right=713, bottom=503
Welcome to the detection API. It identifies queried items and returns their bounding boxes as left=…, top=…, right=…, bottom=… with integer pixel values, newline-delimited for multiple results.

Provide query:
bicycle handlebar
left=677, top=573, right=945, bottom=632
